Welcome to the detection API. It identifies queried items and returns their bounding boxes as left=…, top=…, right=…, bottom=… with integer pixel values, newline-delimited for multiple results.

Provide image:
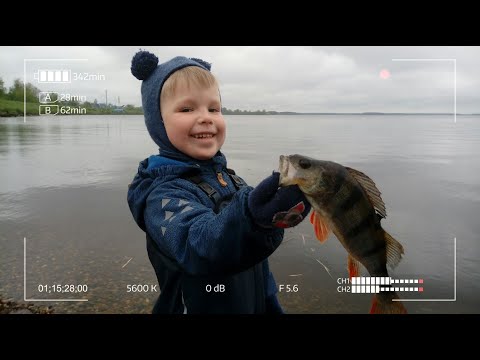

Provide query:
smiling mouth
left=191, top=133, right=216, bottom=139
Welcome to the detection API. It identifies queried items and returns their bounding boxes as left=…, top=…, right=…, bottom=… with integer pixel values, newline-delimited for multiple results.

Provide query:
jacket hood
left=130, top=50, right=213, bottom=161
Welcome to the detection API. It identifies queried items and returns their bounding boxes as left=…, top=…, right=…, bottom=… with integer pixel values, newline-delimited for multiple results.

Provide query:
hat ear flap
left=190, top=58, right=211, bottom=71
left=131, top=50, right=159, bottom=80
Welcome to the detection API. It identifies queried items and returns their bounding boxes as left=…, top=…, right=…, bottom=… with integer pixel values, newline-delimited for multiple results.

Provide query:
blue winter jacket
left=127, top=152, right=285, bottom=314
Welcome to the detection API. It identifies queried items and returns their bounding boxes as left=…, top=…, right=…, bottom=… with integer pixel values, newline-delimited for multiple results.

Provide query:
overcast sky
left=1, top=46, right=479, bottom=113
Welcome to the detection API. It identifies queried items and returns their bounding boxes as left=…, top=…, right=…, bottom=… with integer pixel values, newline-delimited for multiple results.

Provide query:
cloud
left=1, top=46, right=479, bottom=113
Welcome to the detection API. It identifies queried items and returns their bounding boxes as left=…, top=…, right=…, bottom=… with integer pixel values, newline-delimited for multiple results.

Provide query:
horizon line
left=224, top=112, right=479, bottom=115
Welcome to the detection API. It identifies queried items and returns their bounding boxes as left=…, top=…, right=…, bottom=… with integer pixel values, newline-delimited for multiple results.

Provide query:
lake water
left=1, top=114, right=479, bottom=314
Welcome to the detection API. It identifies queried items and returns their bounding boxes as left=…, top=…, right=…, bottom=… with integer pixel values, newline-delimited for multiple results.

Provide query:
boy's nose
left=198, top=109, right=214, bottom=124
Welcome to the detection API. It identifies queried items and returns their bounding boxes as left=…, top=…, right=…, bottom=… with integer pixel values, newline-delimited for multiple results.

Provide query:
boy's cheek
left=217, top=132, right=226, bottom=148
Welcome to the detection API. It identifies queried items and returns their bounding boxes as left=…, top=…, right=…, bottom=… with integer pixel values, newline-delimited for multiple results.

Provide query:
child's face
left=161, top=80, right=226, bottom=161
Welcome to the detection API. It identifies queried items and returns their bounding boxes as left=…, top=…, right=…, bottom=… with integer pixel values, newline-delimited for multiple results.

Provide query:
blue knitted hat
left=131, top=50, right=213, bottom=161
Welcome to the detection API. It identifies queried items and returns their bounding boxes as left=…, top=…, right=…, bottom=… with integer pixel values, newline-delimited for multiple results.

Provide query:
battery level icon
left=34, top=70, right=71, bottom=83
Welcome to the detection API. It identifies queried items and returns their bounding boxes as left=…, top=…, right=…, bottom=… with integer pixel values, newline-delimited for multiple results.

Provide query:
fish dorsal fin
left=384, top=230, right=404, bottom=269
left=309, top=210, right=330, bottom=243
left=347, top=254, right=360, bottom=279
left=345, top=167, right=387, bottom=218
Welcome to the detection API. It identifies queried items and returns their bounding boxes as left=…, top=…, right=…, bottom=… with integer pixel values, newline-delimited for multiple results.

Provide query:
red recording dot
left=419, top=279, right=424, bottom=284
left=419, top=287, right=424, bottom=292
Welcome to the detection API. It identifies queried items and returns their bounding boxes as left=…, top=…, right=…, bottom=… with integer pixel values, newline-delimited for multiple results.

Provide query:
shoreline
left=0, top=294, right=54, bottom=314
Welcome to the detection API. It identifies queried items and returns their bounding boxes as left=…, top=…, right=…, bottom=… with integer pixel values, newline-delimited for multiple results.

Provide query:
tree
left=25, top=82, right=41, bottom=103
left=7, top=79, right=41, bottom=103
left=0, top=77, right=5, bottom=98
left=8, top=79, right=23, bottom=101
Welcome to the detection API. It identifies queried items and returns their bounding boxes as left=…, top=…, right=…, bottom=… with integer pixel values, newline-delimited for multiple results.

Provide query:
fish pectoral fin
left=347, top=254, right=360, bottom=279
left=384, top=230, right=404, bottom=269
left=310, top=210, right=330, bottom=243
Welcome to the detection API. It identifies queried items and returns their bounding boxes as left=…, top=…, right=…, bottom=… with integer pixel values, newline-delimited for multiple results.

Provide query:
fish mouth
left=278, top=155, right=296, bottom=186
left=278, top=155, right=287, bottom=185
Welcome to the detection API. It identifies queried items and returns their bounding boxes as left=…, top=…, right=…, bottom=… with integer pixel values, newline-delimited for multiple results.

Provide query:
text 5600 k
left=126, top=284, right=158, bottom=292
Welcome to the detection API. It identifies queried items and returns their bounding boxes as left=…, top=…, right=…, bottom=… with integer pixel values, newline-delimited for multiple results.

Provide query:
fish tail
left=369, top=293, right=407, bottom=314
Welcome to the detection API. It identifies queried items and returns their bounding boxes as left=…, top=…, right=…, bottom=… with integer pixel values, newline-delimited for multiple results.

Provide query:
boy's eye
left=209, top=108, right=220, bottom=113
left=180, top=108, right=192, bottom=112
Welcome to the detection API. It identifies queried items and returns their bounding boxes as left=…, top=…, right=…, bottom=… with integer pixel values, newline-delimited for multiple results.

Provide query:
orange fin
left=347, top=254, right=360, bottom=279
left=369, top=294, right=408, bottom=314
left=370, top=296, right=378, bottom=314
left=310, top=210, right=330, bottom=243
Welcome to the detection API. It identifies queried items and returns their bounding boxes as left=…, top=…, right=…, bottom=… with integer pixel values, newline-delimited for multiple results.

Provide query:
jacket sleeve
left=263, top=260, right=284, bottom=314
left=143, top=180, right=284, bottom=276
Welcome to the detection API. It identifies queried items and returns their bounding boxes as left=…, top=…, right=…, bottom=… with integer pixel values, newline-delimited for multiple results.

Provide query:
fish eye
left=299, top=159, right=311, bottom=169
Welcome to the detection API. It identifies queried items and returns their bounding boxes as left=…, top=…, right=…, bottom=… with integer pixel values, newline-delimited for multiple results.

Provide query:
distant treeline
left=0, top=77, right=143, bottom=117
left=0, top=77, right=39, bottom=103
left=221, top=108, right=294, bottom=115
left=2, top=78, right=476, bottom=117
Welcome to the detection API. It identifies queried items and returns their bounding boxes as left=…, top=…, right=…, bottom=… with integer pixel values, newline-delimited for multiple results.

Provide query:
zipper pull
left=217, top=172, right=228, bottom=187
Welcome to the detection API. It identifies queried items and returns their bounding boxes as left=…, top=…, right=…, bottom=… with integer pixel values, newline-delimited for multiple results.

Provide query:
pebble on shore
left=0, top=297, right=54, bottom=314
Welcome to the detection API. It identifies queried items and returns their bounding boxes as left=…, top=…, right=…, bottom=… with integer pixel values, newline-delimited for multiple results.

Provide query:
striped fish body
left=305, top=161, right=388, bottom=277
left=278, top=154, right=406, bottom=314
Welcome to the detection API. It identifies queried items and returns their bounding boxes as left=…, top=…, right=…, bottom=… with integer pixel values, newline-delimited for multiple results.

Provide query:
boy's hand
left=248, top=172, right=311, bottom=229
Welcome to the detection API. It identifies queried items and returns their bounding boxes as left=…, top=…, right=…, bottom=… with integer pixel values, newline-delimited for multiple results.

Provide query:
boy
left=127, top=50, right=311, bottom=314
